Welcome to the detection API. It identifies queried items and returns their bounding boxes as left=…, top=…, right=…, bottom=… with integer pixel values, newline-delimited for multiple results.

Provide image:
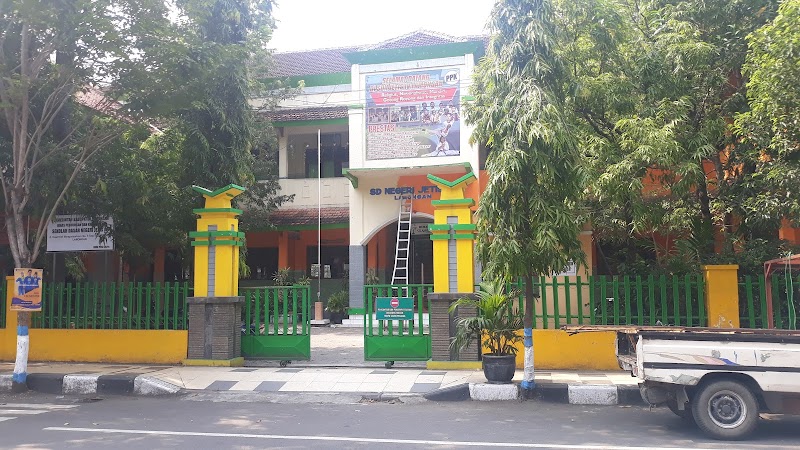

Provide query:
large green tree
left=468, top=0, right=586, bottom=387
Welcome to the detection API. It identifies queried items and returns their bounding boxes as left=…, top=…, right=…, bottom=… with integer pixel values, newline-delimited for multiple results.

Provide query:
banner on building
left=365, top=68, right=461, bottom=160
left=11, top=268, right=43, bottom=311
left=46, top=215, right=114, bottom=252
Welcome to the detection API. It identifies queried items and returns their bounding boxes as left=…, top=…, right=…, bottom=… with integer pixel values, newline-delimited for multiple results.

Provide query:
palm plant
left=450, top=280, right=523, bottom=356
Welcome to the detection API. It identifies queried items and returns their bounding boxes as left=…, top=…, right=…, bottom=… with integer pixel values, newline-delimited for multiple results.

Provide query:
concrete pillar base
left=186, top=296, right=243, bottom=361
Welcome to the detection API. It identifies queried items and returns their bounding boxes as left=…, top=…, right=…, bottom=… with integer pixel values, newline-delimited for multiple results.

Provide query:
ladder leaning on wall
left=391, top=196, right=413, bottom=297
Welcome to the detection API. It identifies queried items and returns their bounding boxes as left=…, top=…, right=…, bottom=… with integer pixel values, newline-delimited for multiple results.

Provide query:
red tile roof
left=267, top=106, right=348, bottom=123
left=269, top=207, right=349, bottom=226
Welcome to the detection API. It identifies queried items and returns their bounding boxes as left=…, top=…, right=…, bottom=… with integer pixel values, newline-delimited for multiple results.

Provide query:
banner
left=46, top=215, right=114, bottom=252
left=12, top=268, right=43, bottom=311
left=365, top=68, right=461, bottom=160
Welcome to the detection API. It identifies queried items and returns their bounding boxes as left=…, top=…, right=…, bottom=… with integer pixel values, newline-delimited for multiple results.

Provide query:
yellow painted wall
left=509, top=330, right=621, bottom=371
left=1, top=277, right=187, bottom=364
left=703, top=264, right=740, bottom=328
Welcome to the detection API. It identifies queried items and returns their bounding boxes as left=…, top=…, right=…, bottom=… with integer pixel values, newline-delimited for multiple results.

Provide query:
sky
left=268, top=0, right=495, bottom=52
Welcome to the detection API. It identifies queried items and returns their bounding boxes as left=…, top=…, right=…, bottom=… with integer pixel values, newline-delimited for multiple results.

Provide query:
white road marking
left=43, top=427, right=737, bottom=450
left=0, top=403, right=77, bottom=423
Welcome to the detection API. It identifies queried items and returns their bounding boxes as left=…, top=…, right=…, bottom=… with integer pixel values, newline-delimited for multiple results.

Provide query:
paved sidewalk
left=1, top=361, right=637, bottom=396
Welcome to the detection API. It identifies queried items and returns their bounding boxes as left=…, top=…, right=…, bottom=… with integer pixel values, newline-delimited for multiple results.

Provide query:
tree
left=467, top=0, right=586, bottom=389
left=735, top=0, right=800, bottom=223
left=0, top=0, right=183, bottom=391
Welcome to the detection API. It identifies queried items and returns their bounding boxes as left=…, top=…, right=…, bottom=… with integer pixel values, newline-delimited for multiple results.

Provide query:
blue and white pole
left=12, top=323, right=29, bottom=391
left=520, top=327, right=535, bottom=390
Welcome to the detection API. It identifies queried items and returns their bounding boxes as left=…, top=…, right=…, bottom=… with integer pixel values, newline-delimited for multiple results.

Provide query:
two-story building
left=243, top=31, right=501, bottom=317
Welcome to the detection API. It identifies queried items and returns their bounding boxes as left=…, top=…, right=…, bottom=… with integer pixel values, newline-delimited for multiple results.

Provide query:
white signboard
left=411, top=223, right=431, bottom=235
left=47, top=215, right=114, bottom=252
left=553, top=261, right=577, bottom=277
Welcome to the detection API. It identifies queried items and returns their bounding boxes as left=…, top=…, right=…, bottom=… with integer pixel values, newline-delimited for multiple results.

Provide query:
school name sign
left=46, top=215, right=114, bottom=252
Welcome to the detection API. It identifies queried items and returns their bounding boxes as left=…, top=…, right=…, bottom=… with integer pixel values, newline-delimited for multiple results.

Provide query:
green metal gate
left=364, top=284, right=432, bottom=365
left=241, top=286, right=311, bottom=362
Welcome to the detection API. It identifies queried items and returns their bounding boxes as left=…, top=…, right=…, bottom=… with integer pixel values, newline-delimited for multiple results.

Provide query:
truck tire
left=691, top=379, right=759, bottom=440
left=667, top=398, right=694, bottom=422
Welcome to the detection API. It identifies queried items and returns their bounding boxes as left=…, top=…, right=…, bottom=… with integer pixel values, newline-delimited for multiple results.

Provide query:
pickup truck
left=564, top=325, right=800, bottom=440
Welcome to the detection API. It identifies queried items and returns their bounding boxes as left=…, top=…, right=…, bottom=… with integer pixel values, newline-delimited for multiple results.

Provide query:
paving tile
left=338, top=373, right=369, bottom=383
left=305, top=381, right=337, bottom=392
left=280, top=381, right=312, bottom=391
left=369, top=369, right=397, bottom=375
left=415, top=375, right=445, bottom=384
left=230, top=368, right=258, bottom=373
left=358, top=381, right=388, bottom=392
left=287, top=372, right=317, bottom=382
left=205, top=380, right=237, bottom=391
left=229, top=381, right=262, bottom=391
left=332, top=382, right=363, bottom=392
left=410, top=383, right=441, bottom=393
left=255, top=381, right=286, bottom=392
left=277, top=368, right=303, bottom=373
left=420, top=371, right=446, bottom=375
left=362, top=374, right=393, bottom=383
left=383, top=380, right=415, bottom=392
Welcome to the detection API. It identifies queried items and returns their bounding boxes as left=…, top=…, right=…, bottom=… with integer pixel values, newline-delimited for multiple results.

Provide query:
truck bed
left=562, top=325, right=800, bottom=343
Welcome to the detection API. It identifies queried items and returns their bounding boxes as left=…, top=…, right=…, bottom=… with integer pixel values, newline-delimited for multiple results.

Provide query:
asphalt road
left=0, top=391, right=798, bottom=449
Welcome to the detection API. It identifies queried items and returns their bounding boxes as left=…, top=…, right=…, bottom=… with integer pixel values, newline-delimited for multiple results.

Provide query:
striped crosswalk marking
left=0, top=403, right=77, bottom=423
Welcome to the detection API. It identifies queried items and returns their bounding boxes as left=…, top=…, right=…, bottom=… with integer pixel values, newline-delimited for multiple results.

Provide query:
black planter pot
left=482, top=353, right=516, bottom=384
left=329, top=312, right=345, bottom=325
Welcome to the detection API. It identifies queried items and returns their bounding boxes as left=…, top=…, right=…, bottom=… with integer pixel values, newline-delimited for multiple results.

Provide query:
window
left=287, top=132, right=349, bottom=179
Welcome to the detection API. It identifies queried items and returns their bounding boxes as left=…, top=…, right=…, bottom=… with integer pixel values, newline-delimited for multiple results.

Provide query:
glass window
left=287, top=132, right=349, bottom=179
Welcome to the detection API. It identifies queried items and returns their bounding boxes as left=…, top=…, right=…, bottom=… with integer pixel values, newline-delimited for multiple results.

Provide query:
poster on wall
left=46, top=215, right=114, bottom=252
left=365, top=68, right=461, bottom=160
left=11, top=268, right=43, bottom=311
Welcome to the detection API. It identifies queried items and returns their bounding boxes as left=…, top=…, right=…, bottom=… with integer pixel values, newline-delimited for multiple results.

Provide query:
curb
left=425, top=382, right=645, bottom=406
left=0, top=373, right=181, bottom=396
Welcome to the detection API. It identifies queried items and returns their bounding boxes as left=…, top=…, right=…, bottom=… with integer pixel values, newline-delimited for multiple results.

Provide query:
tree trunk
left=521, top=274, right=535, bottom=390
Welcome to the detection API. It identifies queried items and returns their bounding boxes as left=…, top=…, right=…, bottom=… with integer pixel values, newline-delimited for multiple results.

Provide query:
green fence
left=740, top=274, right=800, bottom=329
left=363, top=284, right=433, bottom=362
left=507, top=275, right=706, bottom=329
left=240, top=285, right=311, bottom=360
left=31, top=282, right=190, bottom=330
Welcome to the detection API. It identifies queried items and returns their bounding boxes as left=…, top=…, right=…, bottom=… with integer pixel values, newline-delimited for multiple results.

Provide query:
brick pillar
left=429, top=293, right=479, bottom=361
left=187, top=296, right=244, bottom=363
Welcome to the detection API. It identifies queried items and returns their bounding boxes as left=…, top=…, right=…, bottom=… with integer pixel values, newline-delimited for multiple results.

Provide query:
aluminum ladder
left=391, top=196, right=413, bottom=297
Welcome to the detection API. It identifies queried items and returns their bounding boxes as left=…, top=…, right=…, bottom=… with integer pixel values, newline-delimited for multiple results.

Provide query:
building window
left=287, top=132, right=349, bottom=179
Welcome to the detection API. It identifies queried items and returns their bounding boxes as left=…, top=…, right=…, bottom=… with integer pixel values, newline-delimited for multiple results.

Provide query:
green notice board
left=376, top=297, right=414, bottom=320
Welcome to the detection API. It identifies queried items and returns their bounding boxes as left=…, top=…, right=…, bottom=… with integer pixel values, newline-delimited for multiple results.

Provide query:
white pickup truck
left=565, top=325, right=800, bottom=440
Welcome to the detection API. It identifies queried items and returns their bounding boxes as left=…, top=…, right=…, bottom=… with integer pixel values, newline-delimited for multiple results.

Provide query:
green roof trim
left=192, top=208, right=244, bottom=215
left=430, top=234, right=450, bottom=241
left=210, top=239, right=245, bottom=247
left=427, top=171, right=476, bottom=188
left=344, top=41, right=485, bottom=66
left=342, top=169, right=358, bottom=188
left=272, top=117, right=348, bottom=128
left=192, top=184, right=246, bottom=198
left=454, top=233, right=475, bottom=240
left=261, top=72, right=351, bottom=88
left=191, top=241, right=210, bottom=247
left=348, top=104, right=364, bottom=109
left=461, top=95, right=476, bottom=102
left=431, top=198, right=475, bottom=207
left=452, top=224, right=476, bottom=231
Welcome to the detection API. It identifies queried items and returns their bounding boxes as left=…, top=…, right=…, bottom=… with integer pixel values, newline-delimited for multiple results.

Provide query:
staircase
left=391, top=196, right=413, bottom=297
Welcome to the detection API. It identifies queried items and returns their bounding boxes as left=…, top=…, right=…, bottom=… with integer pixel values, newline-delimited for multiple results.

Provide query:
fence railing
left=740, top=274, right=799, bottom=329
left=31, top=282, right=190, bottom=330
left=240, top=286, right=311, bottom=336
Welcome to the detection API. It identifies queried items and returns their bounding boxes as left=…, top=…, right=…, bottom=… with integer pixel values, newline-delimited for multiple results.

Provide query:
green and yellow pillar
left=426, top=171, right=480, bottom=367
left=185, top=184, right=247, bottom=366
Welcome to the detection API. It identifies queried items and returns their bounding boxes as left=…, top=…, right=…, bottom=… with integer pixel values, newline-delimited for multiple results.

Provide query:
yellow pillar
left=702, top=264, right=740, bottom=328
left=189, top=184, right=246, bottom=297
left=428, top=172, right=477, bottom=293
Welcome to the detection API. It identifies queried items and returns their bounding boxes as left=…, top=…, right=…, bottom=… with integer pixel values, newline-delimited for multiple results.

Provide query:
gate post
left=185, top=184, right=246, bottom=366
left=426, top=172, right=481, bottom=368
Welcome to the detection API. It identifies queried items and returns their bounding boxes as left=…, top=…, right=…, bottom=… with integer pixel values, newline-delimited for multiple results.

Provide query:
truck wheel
left=691, top=380, right=759, bottom=440
left=667, top=399, right=693, bottom=422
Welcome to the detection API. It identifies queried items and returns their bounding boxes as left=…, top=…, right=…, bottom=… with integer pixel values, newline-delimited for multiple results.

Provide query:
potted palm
left=325, top=290, right=349, bottom=324
left=450, top=280, right=523, bottom=384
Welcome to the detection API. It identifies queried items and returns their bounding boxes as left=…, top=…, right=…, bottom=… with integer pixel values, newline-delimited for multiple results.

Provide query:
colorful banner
left=365, top=68, right=461, bottom=160
left=12, top=268, right=43, bottom=311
